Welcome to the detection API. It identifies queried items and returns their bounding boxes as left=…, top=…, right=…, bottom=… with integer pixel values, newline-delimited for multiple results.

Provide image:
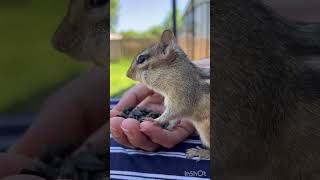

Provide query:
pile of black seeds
left=116, top=107, right=169, bottom=129
left=19, top=144, right=107, bottom=180
left=116, top=107, right=160, bottom=122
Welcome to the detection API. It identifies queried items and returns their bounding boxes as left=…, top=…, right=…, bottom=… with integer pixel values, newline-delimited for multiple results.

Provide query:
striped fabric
left=0, top=114, right=33, bottom=150
left=110, top=98, right=210, bottom=180
left=0, top=99, right=210, bottom=179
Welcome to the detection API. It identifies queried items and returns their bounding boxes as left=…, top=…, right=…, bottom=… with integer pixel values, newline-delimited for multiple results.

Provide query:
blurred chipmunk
left=213, top=0, right=320, bottom=179
left=127, top=29, right=210, bottom=159
left=52, top=0, right=108, bottom=66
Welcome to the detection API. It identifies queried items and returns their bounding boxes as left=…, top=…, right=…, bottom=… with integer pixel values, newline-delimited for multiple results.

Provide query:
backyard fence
left=178, top=0, right=210, bottom=60
left=110, top=38, right=157, bottom=61
left=178, top=36, right=210, bottom=61
left=110, top=36, right=209, bottom=62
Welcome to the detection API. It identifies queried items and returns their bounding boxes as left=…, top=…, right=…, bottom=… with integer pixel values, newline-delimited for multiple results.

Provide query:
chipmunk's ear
left=160, top=29, right=176, bottom=47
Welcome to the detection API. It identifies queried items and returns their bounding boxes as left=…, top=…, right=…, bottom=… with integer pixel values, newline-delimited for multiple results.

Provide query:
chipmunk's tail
left=284, top=22, right=320, bottom=56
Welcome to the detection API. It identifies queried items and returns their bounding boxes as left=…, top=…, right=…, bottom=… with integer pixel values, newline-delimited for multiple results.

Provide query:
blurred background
left=0, top=0, right=91, bottom=148
left=110, top=0, right=210, bottom=98
left=0, top=0, right=91, bottom=113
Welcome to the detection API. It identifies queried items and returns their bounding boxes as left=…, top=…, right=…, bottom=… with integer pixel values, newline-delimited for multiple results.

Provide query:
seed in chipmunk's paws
left=119, top=107, right=171, bottom=129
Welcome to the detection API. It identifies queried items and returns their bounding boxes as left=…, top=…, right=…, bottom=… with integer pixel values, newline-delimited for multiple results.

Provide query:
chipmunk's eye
left=137, top=55, right=147, bottom=64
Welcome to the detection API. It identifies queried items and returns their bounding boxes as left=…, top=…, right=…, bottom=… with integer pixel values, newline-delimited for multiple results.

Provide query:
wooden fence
left=178, top=36, right=210, bottom=61
left=110, top=37, right=209, bottom=61
left=110, top=38, right=157, bottom=61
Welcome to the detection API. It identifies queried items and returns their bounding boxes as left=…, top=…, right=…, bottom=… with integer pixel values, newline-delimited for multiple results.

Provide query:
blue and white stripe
left=110, top=98, right=210, bottom=180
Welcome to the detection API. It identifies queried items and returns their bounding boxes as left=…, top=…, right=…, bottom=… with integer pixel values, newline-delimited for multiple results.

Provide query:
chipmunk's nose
left=127, top=69, right=134, bottom=79
left=127, top=69, right=137, bottom=80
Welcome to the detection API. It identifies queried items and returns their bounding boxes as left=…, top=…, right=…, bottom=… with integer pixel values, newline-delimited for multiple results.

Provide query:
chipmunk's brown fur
left=52, top=0, right=108, bottom=66
left=127, top=30, right=210, bottom=157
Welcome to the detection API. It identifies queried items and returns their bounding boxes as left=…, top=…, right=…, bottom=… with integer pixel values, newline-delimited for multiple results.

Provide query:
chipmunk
left=52, top=0, right=108, bottom=66
left=127, top=29, right=210, bottom=159
left=213, top=0, right=320, bottom=179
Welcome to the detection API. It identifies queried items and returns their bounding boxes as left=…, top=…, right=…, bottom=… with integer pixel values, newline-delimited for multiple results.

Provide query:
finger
left=139, top=103, right=164, bottom=113
left=113, top=84, right=153, bottom=112
left=110, top=117, right=135, bottom=148
left=0, top=153, right=35, bottom=178
left=110, top=109, right=121, bottom=118
left=140, top=120, right=195, bottom=149
left=138, top=93, right=165, bottom=113
left=172, top=120, right=195, bottom=136
left=138, top=93, right=163, bottom=107
left=121, top=118, right=160, bottom=151
left=74, top=123, right=108, bottom=155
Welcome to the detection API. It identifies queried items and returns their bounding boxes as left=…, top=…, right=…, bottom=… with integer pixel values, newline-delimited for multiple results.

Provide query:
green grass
left=110, top=58, right=137, bottom=97
left=0, top=1, right=90, bottom=113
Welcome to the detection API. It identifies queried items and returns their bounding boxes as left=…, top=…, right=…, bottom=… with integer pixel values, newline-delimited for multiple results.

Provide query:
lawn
left=0, top=1, right=90, bottom=113
left=110, top=58, right=137, bottom=97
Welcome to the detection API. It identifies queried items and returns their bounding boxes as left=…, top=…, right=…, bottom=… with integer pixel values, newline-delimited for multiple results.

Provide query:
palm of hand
left=110, top=86, right=195, bottom=151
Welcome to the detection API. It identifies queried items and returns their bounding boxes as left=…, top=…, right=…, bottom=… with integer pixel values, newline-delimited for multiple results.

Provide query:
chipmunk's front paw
left=142, top=117, right=166, bottom=126
left=165, top=119, right=180, bottom=131
left=153, top=118, right=168, bottom=126
left=141, top=117, right=161, bottom=124
left=141, top=117, right=175, bottom=130
left=186, top=146, right=210, bottom=160
left=153, top=120, right=166, bottom=127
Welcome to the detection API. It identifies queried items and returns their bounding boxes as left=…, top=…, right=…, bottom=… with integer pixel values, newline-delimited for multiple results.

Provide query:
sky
left=116, top=0, right=189, bottom=33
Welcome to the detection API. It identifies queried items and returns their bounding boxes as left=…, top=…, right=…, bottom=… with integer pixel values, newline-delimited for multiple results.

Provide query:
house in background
left=178, top=0, right=210, bottom=61
left=110, top=32, right=123, bottom=40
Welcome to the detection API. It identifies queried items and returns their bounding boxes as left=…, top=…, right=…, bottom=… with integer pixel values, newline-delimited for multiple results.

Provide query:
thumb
left=140, top=120, right=195, bottom=149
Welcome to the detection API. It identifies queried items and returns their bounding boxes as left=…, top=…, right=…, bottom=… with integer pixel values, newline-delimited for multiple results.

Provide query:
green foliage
left=110, top=58, right=136, bottom=97
left=121, top=30, right=145, bottom=38
left=162, top=9, right=183, bottom=30
left=146, top=25, right=164, bottom=36
left=110, top=0, right=119, bottom=32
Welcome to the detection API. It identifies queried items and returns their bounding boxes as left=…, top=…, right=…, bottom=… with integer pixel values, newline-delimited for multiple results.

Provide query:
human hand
left=110, top=83, right=195, bottom=151
left=8, top=67, right=107, bottom=157
left=0, top=67, right=107, bottom=178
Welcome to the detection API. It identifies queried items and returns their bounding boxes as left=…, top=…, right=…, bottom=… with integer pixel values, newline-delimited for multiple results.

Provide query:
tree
left=162, top=9, right=183, bottom=30
left=121, top=30, right=144, bottom=38
left=110, top=0, right=119, bottom=32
